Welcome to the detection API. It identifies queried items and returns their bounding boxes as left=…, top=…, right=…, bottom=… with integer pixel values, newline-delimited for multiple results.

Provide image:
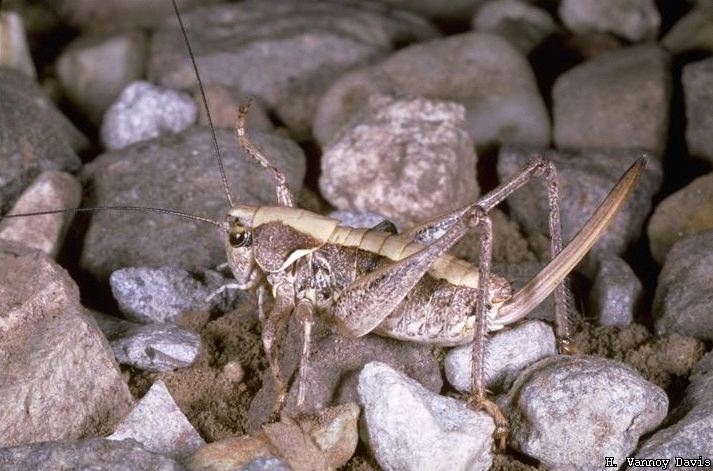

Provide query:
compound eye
left=229, top=225, right=251, bottom=247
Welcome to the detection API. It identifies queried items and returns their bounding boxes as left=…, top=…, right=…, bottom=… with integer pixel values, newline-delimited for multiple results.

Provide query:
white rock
left=559, top=0, right=660, bottom=42
left=111, top=323, right=201, bottom=372
left=0, top=12, right=36, bottom=79
left=358, top=362, right=494, bottom=471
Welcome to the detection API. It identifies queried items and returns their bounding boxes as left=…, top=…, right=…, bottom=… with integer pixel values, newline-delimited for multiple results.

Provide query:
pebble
left=559, top=0, right=660, bottom=42
left=100, top=81, right=197, bottom=150
left=552, top=44, right=671, bottom=157
left=497, top=147, right=662, bottom=276
left=108, top=380, right=205, bottom=459
left=0, top=68, right=84, bottom=213
left=149, top=1, right=437, bottom=138
left=653, top=230, right=713, bottom=341
left=662, top=5, right=713, bottom=54
left=0, top=171, right=82, bottom=258
left=647, top=172, right=713, bottom=264
left=195, top=86, right=272, bottom=131
left=502, top=355, right=668, bottom=469
left=445, top=320, right=556, bottom=394
left=358, top=362, right=494, bottom=471
left=0, top=11, right=36, bottom=79
left=57, top=31, right=147, bottom=125
left=79, top=127, right=305, bottom=281
left=315, top=31, right=549, bottom=150
left=683, top=57, right=713, bottom=165
left=0, top=438, right=183, bottom=471
left=471, top=0, right=558, bottom=53
left=319, top=95, right=478, bottom=226
left=588, top=254, right=641, bottom=326
left=110, top=322, right=201, bottom=372
left=0, top=240, right=133, bottom=447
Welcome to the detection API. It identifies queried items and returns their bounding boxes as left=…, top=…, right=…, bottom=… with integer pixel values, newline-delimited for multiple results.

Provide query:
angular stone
left=319, top=95, right=478, bottom=226
left=108, top=380, right=205, bottom=459
left=149, top=1, right=437, bottom=137
left=559, top=0, right=660, bottom=42
left=589, top=255, right=641, bottom=326
left=296, top=403, right=360, bottom=469
left=683, top=57, right=713, bottom=165
left=0, top=12, right=35, bottom=79
left=647, top=172, right=713, bottom=264
left=471, top=0, right=558, bottom=53
left=0, top=68, right=84, bottom=213
left=110, top=323, right=201, bottom=372
left=553, top=44, right=671, bottom=157
left=502, top=355, right=668, bottom=469
left=653, top=230, right=713, bottom=341
left=445, top=320, right=556, bottom=393
left=315, top=31, right=550, bottom=151
left=0, top=241, right=133, bottom=447
left=57, top=31, right=147, bottom=124
left=0, top=171, right=81, bottom=258
left=101, top=81, right=197, bottom=150
left=0, top=438, right=183, bottom=471
left=80, top=127, right=305, bottom=281
left=358, top=362, right=494, bottom=471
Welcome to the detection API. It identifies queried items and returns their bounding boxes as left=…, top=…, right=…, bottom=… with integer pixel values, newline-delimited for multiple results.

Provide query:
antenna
left=2, top=206, right=224, bottom=227
left=171, top=0, right=235, bottom=208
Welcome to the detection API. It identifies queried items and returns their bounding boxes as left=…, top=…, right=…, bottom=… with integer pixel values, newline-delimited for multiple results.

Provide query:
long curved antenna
left=171, top=0, right=235, bottom=208
left=2, top=206, right=224, bottom=228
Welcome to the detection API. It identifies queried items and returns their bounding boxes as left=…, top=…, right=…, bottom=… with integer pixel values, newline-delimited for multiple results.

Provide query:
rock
left=683, top=58, right=713, bottom=165
left=185, top=435, right=278, bottom=471
left=328, top=210, right=392, bottom=230
left=108, top=380, right=205, bottom=459
left=552, top=44, right=671, bottom=157
left=295, top=403, right=360, bottom=469
left=0, top=12, right=35, bottom=79
left=653, top=230, right=713, bottom=341
left=0, top=171, right=82, bottom=258
left=110, top=322, right=201, bottom=372
left=559, top=0, right=660, bottom=42
left=315, top=31, right=550, bottom=151
left=0, top=438, right=184, bottom=470
left=647, top=172, right=713, bottom=264
left=368, top=0, right=484, bottom=21
left=358, top=362, right=494, bottom=471
left=503, top=355, right=668, bottom=469
left=241, top=457, right=290, bottom=471
left=662, top=5, right=713, bottom=53
left=195, top=86, right=273, bottom=131
left=497, top=147, right=662, bottom=275
left=471, top=0, right=558, bottom=53
left=109, top=266, right=240, bottom=323
left=589, top=255, right=641, bottom=326
left=0, top=67, right=85, bottom=213
left=57, top=31, right=147, bottom=125
left=101, top=81, right=198, bottom=150
left=80, top=127, right=305, bottom=281
left=149, top=1, right=437, bottom=138
left=636, top=351, right=713, bottom=465
left=319, top=95, right=478, bottom=226
left=445, top=320, right=556, bottom=394
left=0, top=240, right=134, bottom=447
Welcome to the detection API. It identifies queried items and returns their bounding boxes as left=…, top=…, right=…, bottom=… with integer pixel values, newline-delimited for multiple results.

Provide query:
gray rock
left=315, top=31, right=550, bottom=151
left=0, top=171, right=82, bottom=258
left=110, top=322, right=201, bottom=372
left=101, top=81, right=198, bottom=150
left=0, top=12, right=35, bottom=79
left=328, top=210, right=391, bottom=230
left=319, top=95, right=478, bottom=226
left=358, top=362, right=494, bottom=471
left=559, top=0, right=660, bottom=42
left=241, top=457, right=290, bottom=471
left=471, top=0, right=558, bottom=53
left=80, top=127, right=305, bottom=281
left=552, top=44, right=671, bottom=157
left=445, top=320, right=556, bottom=394
left=0, top=438, right=184, bottom=470
left=647, top=172, right=713, bottom=264
left=636, top=351, right=713, bottom=466
left=149, top=0, right=437, bottom=138
left=589, top=255, right=641, bottom=326
left=363, top=0, right=484, bottom=21
left=653, top=230, right=713, bottom=341
left=662, top=5, right=713, bottom=53
left=108, top=380, right=205, bottom=459
left=0, top=67, right=84, bottom=213
left=683, top=57, right=713, bottom=165
left=502, top=355, right=668, bottom=470
left=497, top=147, right=662, bottom=276
left=0, top=240, right=134, bottom=447
left=109, top=266, right=237, bottom=323
left=57, top=31, right=147, bottom=125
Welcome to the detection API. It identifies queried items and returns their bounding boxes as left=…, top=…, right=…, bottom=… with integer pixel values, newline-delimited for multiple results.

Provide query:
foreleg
left=294, top=296, right=315, bottom=411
